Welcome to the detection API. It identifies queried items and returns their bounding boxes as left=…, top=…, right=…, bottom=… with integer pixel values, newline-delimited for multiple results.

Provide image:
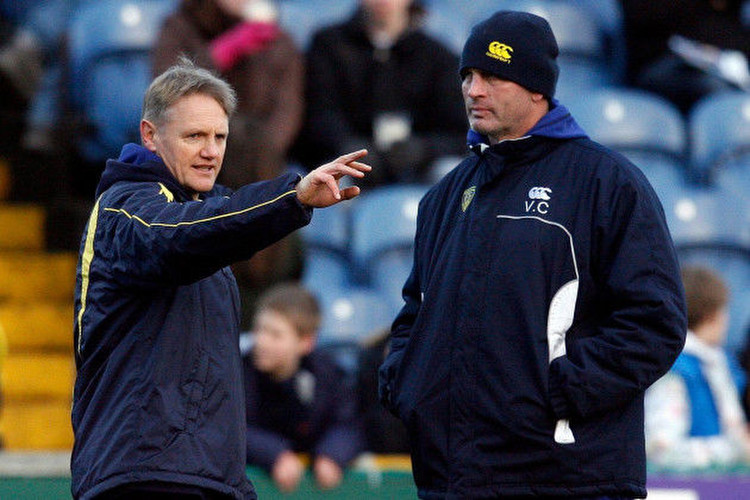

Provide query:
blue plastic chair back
left=371, top=250, right=414, bottom=317
left=350, top=185, right=427, bottom=271
left=689, top=91, right=750, bottom=177
left=660, top=185, right=750, bottom=250
left=568, top=88, right=687, bottom=161
left=712, top=157, right=750, bottom=200
left=316, top=286, right=394, bottom=344
left=67, top=0, right=178, bottom=161
left=301, top=250, right=353, bottom=297
left=301, top=201, right=350, bottom=254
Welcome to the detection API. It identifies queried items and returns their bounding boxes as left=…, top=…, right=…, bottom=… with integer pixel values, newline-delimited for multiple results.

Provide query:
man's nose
left=466, top=75, right=486, bottom=97
left=201, top=139, right=220, bottom=158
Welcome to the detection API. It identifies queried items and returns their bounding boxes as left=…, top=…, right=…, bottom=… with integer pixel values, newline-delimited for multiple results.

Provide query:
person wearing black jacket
left=379, top=11, right=687, bottom=499
left=71, top=58, right=370, bottom=499
left=296, top=0, right=467, bottom=186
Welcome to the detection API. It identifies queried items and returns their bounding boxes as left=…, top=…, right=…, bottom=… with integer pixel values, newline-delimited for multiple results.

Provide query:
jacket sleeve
left=548, top=172, right=687, bottom=420
left=99, top=172, right=311, bottom=288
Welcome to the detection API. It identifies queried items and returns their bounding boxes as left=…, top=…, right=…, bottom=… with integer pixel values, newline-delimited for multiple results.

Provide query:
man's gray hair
left=142, top=56, right=237, bottom=125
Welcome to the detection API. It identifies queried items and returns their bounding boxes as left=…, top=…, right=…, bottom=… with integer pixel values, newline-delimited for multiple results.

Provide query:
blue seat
left=422, top=2, right=473, bottom=55
left=712, top=157, right=750, bottom=201
left=67, top=0, right=178, bottom=162
left=558, top=0, right=626, bottom=81
left=349, top=184, right=427, bottom=280
left=315, top=286, right=394, bottom=375
left=301, top=250, right=353, bottom=297
left=567, top=88, right=687, bottom=167
left=301, top=200, right=350, bottom=254
left=689, top=91, right=750, bottom=181
left=554, top=61, right=612, bottom=103
left=370, top=250, right=414, bottom=317
left=660, top=184, right=750, bottom=252
left=300, top=201, right=353, bottom=292
left=624, top=154, right=691, bottom=195
left=316, top=286, right=393, bottom=344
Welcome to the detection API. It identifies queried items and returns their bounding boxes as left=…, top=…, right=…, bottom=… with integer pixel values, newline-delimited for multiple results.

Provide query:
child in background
left=645, top=265, right=750, bottom=470
left=243, top=284, right=363, bottom=493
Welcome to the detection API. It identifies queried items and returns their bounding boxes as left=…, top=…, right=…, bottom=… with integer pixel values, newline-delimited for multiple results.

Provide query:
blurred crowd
left=0, top=0, right=749, bottom=488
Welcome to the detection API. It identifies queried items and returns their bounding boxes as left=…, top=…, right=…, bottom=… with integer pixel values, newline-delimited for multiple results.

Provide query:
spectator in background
left=153, top=0, right=306, bottom=329
left=244, top=284, right=364, bottom=493
left=296, top=0, right=467, bottom=186
left=646, top=265, right=750, bottom=470
left=621, top=0, right=750, bottom=113
left=0, top=9, right=44, bottom=200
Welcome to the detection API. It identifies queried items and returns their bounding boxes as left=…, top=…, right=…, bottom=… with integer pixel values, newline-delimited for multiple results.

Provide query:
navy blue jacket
left=379, top=102, right=687, bottom=498
left=243, top=350, right=364, bottom=470
left=71, top=144, right=311, bottom=499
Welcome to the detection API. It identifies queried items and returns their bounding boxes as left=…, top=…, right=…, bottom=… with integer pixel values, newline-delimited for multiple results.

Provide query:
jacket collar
left=95, top=143, right=195, bottom=200
left=467, top=99, right=587, bottom=183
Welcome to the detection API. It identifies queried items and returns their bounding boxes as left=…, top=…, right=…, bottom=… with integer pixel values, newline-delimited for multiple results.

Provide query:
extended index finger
left=335, top=149, right=368, bottom=163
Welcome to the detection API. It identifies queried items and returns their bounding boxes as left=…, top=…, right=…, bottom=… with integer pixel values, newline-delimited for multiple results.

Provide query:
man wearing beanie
left=379, top=10, right=687, bottom=499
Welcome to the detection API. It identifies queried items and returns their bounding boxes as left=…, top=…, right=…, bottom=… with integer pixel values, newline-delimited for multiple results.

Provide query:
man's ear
left=140, top=119, right=158, bottom=152
left=531, top=92, right=546, bottom=103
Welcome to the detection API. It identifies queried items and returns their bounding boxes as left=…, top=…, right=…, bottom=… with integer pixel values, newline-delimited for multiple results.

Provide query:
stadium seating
left=300, top=200, right=354, bottom=292
left=67, top=0, right=178, bottom=163
left=560, top=0, right=626, bottom=81
left=421, top=1, right=474, bottom=55
left=314, top=285, right=394, bottom=376
left=659, top=184, right=750, bottom=355
left=350, top=184, right=426, bottom=279
left=660, top=184, right=750, bottom=250
left=688, top=91, right=750, bottom=183
left=566, top=88, right=690, bottom=185
left=0, top=203, right=77, bottom=449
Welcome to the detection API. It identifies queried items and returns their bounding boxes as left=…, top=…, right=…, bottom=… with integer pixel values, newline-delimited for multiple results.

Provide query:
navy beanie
left=459, top=11, right=559, bottom=98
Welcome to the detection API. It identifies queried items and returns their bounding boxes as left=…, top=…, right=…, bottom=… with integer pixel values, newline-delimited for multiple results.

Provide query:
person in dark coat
left=71, top=58, right=370, bottom=500
left=379, top=11, right=687, bottom=499
left=296, top=0, right=467, bottom=186
left=243, top=284, right=364, bottom=493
